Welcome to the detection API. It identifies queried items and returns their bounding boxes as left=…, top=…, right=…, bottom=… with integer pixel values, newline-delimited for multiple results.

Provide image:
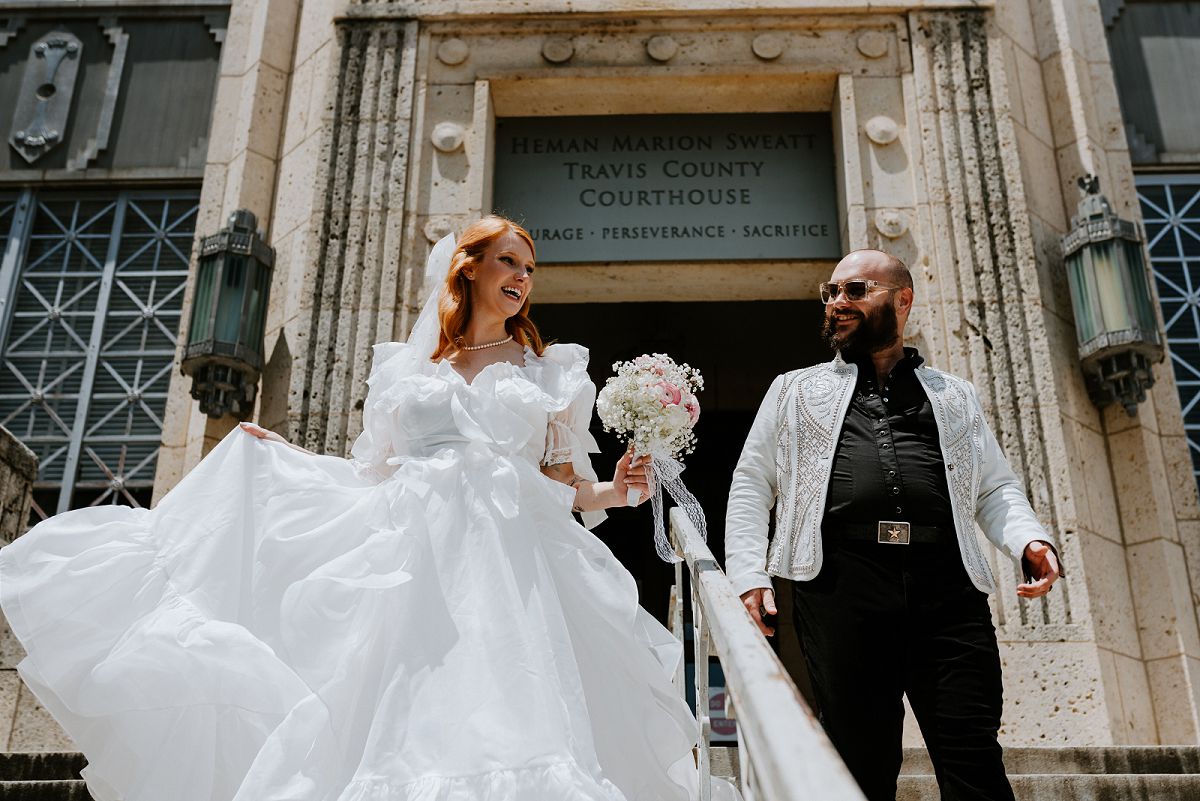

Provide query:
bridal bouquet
left=596, top=354, right=707, bottom=562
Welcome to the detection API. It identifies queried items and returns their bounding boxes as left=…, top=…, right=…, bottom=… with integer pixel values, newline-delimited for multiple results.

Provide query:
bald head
left=823, top=249, right=915, bottom=352
left=832, top=249, right=912, bottom=292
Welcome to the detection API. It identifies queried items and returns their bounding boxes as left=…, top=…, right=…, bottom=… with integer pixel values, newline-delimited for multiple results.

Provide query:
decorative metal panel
left=1137, top=174, right=1200, bottom=482
left=0, top=190, right=198, bottom=519
left=9, top=31, right=82, bottom=164
left=0, top=15, right=224, bottom=178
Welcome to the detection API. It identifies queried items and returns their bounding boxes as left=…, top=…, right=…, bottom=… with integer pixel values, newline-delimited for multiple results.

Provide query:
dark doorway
left=533, top=299, right=829, bottom=623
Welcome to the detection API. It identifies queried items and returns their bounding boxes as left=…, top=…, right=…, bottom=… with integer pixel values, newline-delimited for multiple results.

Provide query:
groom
left=724, top=249, right=1061, bottom=801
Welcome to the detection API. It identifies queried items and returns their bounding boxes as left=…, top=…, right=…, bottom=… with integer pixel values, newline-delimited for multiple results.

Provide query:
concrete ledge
left=902, top=745, right=1200, bottom=776
left=340, top=1, right=995, bottom=21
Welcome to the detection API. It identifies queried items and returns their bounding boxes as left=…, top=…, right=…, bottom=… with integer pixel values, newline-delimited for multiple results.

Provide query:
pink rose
left=655, top=381, right=682, bottom=406
left=683, top=393, right=700, bottom=425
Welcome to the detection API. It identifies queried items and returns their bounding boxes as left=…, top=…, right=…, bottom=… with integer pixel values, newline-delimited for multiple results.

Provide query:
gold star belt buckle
left=878, top=520, right=911, bottom=545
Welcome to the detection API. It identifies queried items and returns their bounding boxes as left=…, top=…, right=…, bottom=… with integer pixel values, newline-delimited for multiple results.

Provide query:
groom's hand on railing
left=740, top=587, right=777, bottom=637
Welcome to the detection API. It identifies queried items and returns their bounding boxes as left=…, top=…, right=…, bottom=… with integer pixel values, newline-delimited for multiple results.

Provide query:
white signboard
left=492, top=113, right=840, bottom=263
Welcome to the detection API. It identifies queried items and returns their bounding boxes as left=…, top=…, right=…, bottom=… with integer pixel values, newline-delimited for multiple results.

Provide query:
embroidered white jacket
left=724, top=355, right=1051, bottom=596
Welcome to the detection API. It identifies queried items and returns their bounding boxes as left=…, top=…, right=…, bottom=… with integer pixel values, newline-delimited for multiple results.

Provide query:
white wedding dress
left=0, top=340, right=735, bottom=801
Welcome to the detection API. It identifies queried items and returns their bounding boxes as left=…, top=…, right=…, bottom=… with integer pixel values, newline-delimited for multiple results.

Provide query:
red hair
left=431, top=216, right=547, bottom=360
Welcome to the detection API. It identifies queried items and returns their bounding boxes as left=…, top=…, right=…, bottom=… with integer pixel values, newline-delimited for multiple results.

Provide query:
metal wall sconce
left=1061, top=175, right=1163, bottom=416
left=181, top=209, right=274, bottom=419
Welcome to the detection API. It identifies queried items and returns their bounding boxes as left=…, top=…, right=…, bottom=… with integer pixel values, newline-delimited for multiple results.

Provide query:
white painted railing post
left=693, top=561, right=712, bottom=801
left=669, top=507, right=865, bottom=801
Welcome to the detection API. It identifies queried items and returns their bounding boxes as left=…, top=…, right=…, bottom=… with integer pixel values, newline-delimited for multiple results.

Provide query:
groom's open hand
left=740, top=587, right=777, bottom=637
left=1016, top=540, right=1061, bottom=599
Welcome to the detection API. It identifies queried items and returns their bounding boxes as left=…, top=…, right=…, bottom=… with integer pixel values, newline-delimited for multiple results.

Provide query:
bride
left=0, top=216, right=735, bottom=801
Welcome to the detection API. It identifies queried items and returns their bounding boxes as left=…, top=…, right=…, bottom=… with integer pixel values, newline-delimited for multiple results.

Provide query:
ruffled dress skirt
left=0, top=343, right=733, bottom=801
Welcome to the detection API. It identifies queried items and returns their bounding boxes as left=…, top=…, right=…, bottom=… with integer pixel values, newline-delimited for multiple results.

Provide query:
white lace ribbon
left=643, top=454, right=707, bottom=563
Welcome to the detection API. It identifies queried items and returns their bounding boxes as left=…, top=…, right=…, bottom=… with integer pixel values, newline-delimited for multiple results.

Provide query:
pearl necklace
left=462, top=334, right=513, bottom=352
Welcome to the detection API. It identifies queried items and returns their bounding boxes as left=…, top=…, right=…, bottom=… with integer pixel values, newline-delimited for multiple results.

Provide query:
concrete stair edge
left=901, top=745, right=1200, bottom=775
left=897, top=773, right=1200, bottom=801
left=0, top=780, right=91, bottom=801
left=0, top=755, right=85, bottom=782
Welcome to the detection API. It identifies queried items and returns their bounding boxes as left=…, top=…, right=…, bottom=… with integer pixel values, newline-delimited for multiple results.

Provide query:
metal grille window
left=1137, top=174, right=1200, bottom=484
left=0, top=189, right=197, bottom=518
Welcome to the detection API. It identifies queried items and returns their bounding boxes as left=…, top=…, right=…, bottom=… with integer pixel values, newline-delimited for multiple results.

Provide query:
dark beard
left=821, top=302, right=899, bottom=360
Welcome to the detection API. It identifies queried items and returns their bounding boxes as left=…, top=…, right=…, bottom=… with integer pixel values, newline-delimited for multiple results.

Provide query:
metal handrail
left=669, top=507, right=865, bottom=801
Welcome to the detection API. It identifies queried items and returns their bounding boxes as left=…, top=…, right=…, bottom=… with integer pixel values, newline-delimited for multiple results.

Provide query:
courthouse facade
left=2, top=0, right=1200, bottom=751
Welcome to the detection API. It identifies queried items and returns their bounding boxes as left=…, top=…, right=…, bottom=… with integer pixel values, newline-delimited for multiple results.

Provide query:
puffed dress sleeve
left=348, top=341, right=411, bottom=481
left=535, top=343, right=607, bottom=530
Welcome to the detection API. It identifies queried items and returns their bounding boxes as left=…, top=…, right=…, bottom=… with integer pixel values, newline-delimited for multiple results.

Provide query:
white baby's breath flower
left=596, top=353, right=703, bottom=462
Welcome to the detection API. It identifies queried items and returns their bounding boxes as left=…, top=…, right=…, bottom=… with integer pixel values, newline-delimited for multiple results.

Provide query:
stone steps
left=0, top=781, right=90, bottom=801
left=0, top=754, right=84, bottom=783
left=898, top=746, right=1200, bottom=801
left=2, top=747, right=1199, bottom=800
left=0, top=754, right=87, bottom=801
left=903, top=745, right=1200, bottom=775
left=898, top=773, right=1200, bottom=800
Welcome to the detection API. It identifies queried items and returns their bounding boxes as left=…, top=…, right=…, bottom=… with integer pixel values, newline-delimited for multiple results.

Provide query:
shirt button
left=881, top=443, right=891, bottom=449
left=891, top=487, right=900, bottom=495
left=888, top=470, right=896, bottom=478
left=895, top=507, right=902, bottom=515
left=882, top=397, right=889, bottom=403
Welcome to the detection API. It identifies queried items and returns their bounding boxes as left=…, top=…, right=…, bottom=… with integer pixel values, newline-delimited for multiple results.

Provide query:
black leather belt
left=836, top=521, right=953, bottom=545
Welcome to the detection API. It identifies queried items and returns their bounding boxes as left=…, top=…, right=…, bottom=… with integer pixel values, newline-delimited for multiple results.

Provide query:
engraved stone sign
left=492, top=113, right=839, bottom=263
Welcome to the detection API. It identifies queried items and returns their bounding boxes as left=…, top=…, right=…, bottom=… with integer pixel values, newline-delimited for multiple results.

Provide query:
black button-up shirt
left=823, top=348, right=956, bottom=531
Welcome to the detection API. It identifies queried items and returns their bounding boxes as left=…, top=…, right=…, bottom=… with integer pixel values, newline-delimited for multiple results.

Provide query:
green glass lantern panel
left=1091, top=240, right=1135, bottom=334
left=243, top=262, right=269, bottom=351
left=1066, top=249, right=1102, bottom=345
left=1120, top=239, right=1158, bottom=332
left=188, top=253, right=217, bottom=343
left=214, top=253, right=247, bottom=345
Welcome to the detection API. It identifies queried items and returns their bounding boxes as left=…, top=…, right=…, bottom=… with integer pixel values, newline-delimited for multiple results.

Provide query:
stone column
left=1027, top=0, right=1200, bottom=745
left=1003, top=0, right=1200, bottom=744
left=911, top=3, right=1200, bottom=745
left=908, top=8, right=1116, bottom=744
left=280, top=19, right=421, bottom=456
left=154, top=4, right=424, bottom=476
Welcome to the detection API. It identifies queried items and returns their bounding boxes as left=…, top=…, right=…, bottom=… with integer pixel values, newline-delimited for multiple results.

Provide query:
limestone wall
left=991, top=0, right=1200, bottom=745
left=152, top=0, right=308, bottom=502
left=0, top=425, right=66, bottom=750
left=0, top=427, right=34, bottom=546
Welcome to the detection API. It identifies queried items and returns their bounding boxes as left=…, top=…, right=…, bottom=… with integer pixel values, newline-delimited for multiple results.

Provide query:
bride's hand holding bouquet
left=613, top=449, right=655, bottom=507
left=597, top=354, right=705, bottom=562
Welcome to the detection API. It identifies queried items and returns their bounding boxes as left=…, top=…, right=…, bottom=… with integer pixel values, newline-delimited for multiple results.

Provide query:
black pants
left=790, top=536, right=1014, bottom=801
